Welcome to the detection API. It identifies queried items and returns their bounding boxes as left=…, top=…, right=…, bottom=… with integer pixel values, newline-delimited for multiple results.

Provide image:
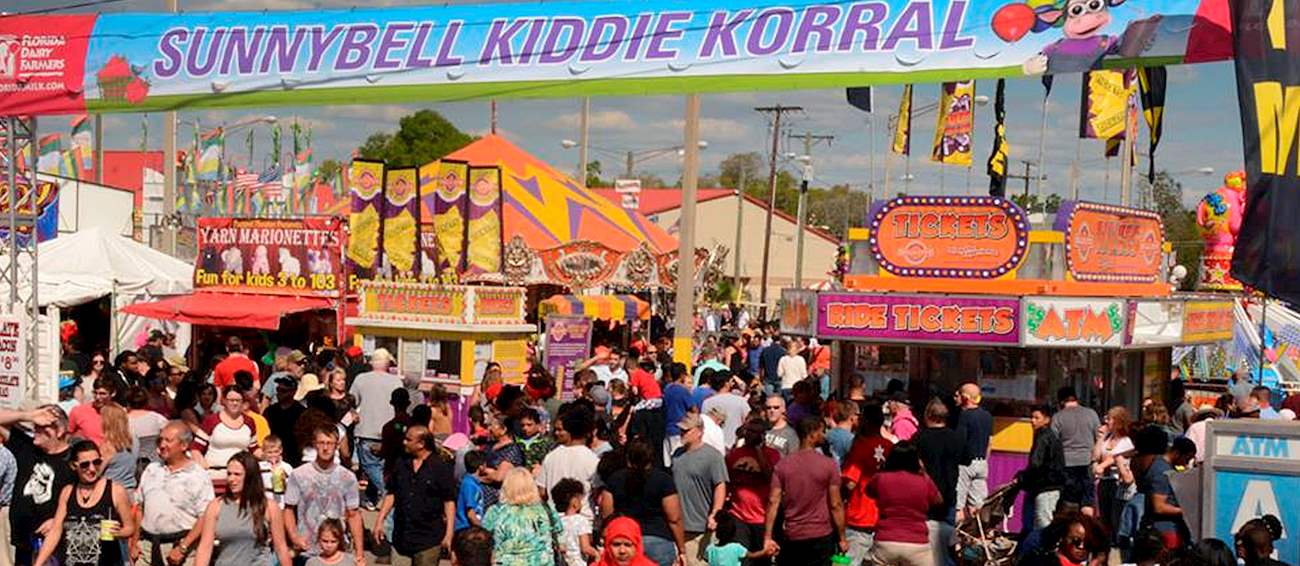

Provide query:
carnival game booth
left=122, top=217, right=345, bottom=367
left=539, top=294, right=652, bottom=399
left=798, top=195, right=1237, bottom=530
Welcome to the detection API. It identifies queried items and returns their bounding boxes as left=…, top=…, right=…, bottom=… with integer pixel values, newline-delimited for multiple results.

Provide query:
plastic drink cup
left=99, top=520, right=119, bottom=541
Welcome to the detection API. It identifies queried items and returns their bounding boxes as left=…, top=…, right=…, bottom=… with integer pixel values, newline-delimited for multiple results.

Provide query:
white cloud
left=544, top=110, right=639, bottom=132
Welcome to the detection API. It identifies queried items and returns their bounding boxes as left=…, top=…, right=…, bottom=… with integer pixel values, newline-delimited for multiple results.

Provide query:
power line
left=2, top=0, right=132, bottom=16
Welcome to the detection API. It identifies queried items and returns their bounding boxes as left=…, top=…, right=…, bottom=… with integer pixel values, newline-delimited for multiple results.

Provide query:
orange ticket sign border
left=1058, top=201, right=1164, bottom=284
left=868, top=196, right=1029, bottom=279
left=1182, top=301, right=1234, bottom=343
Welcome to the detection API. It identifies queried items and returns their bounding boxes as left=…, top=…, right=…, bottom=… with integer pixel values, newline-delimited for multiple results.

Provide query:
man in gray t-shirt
left=1051, top=386, right=1100, bottom=511
left=672, top=413, right=729, bottom=564
left=349, top=348, right=402, bottom=507
left=763, top=395, right=800, bottom=457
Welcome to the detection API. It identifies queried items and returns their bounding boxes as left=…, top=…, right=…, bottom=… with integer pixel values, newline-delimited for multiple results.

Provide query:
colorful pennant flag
left=196, top=128, right=223, bottom=181
left=36, top=133, right=62, bottom=174
left=69, top=114, right=94, bottom=171
left=891, top=85, right=912, bottom=156
left=1138, top=66, right=1167, bottom=183
left=1080, top=69, right=1135, bottom=140
left=987, top=79, right=1009, bottom=196
left=931, top=80, right=976, bottom=166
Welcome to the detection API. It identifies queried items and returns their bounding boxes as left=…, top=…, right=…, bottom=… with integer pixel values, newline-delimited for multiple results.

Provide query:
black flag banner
left=1231, top=0, right=1300, bottom=302
left=1138, top=67, right=1167, bottom=183
left=987, top=79, right=1009, bottom=196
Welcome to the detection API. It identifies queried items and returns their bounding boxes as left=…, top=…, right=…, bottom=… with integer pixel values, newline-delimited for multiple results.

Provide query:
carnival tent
left=16, top=227, right=193, bottom=308
left=539, top=294, right=651, bottom=321
left=447, top=134, right=676, bottom=253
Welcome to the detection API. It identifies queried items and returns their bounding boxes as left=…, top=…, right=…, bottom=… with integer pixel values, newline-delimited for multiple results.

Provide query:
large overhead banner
left=0, top=0, right=1231, bottom=115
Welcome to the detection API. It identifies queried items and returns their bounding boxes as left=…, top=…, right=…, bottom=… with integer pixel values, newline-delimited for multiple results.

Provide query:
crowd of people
left=4, top=327, right=1292, bottom=566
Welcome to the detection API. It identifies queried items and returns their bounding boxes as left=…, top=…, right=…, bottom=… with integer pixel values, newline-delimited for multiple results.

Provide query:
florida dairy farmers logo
left=0, top=35, right=18, bottom=79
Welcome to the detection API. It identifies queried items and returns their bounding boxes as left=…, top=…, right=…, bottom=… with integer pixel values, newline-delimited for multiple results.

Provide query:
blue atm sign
left=1215, top=434, right=1300, bottom=461
left=1214, top=471, right=1300, bottom=565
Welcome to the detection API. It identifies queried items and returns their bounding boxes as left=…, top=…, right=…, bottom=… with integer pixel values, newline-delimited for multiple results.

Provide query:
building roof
left=80, top=150, right=164, bottom=207
left=592, top=187, right=841, bottom=245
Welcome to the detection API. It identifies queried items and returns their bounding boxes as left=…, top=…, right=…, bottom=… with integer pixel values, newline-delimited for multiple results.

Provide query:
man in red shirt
left=68, top=378, right=115, bottom=446
left=213, top=336, right=259, bottom=388
left=841, top=404, right=893, bottom=566
left=628, top=358, right=662, bottom=400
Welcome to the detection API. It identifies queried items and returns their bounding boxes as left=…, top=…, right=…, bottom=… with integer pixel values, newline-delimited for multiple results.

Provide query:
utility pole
left=490, top=100, right=498, bottom=134
left=788, top=131, right=833, bottom=289
left=673, top=94, right=702, bottom=367
left=625, top=151, right=635, bottom=178
left=754, top=104, right=801, bottom=314
left=1007, top=160, right=1043, bottom=202
left=93, top=115, right=104, bottom=184
left=577, top=97, right=590, bottom=188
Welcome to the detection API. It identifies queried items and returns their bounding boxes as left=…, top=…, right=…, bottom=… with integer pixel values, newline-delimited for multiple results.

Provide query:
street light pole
left=577, top=97, right=590, bottom=188
left=794, top=168, right=810, bottom=288
left=732, top=167, right=747, bottom=293
left=162, top=0, right=178, bottom=256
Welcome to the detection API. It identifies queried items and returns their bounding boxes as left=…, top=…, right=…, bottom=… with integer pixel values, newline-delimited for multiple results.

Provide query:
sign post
left=543, top=315, right=593, bottom=401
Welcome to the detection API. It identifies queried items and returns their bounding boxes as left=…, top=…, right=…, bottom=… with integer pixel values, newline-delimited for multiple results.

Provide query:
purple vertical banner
left=544, top=315, right=592, bottom=401
left=432, top=160, right=469, bottom=283
left=382, top=167, right=420, bottom=281
left=417, top=160, right=440, bottom=282
left=345, top=160, right=384, bottom=281
left=463, top=165, right=503, bottom=279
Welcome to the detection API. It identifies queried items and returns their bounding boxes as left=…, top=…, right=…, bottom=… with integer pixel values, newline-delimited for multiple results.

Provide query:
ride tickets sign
left=817, top=292, right=1020, bottom=345
left=868, top=196, right=1028, bottom=278
left=195, top=217, right=344, bottom=297
left=1057, top=201, right=1165, bottom=283
left=1022, top=297, right=1127, bottom=348
left=0, top=0, right=1229, bottom=116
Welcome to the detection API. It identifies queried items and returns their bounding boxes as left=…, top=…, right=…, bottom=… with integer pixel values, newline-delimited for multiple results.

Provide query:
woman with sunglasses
left=33, top=440, right=137, bottom=566
left=193, top=452, right=293, bottom=566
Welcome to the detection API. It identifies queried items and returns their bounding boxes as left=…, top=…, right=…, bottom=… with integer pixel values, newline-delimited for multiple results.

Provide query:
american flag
left=257, top=165, right=283, bottom=200
left=233, top=171, right=259, bottom=192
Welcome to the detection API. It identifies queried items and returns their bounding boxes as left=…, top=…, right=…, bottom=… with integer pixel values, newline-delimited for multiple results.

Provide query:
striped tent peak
left=446, top=134, right=676, bottom=254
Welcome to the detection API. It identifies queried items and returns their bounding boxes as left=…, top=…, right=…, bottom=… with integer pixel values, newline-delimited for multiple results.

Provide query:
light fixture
left=560, top=139, right=578, bottom=149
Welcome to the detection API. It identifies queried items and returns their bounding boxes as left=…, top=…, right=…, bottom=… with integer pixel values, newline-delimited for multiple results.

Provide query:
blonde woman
left=99, top=404, right=138, bottom=492
left=481, top=468, right=564, bottom=566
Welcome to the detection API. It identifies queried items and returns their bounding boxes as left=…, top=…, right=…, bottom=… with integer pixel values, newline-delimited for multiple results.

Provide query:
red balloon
left=992, top=3, right=1036, bottom=42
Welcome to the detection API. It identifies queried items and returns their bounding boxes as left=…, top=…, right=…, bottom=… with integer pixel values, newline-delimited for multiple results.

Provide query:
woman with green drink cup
left=33, top=440, right=137, bottom=566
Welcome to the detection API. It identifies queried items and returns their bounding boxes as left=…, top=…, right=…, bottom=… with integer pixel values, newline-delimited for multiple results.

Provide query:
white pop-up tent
left=1, top=226, right=193, bottom=355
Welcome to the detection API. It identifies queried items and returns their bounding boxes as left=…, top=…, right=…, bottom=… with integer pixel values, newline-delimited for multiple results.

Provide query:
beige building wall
left=648, top=195, right=839, bottom=307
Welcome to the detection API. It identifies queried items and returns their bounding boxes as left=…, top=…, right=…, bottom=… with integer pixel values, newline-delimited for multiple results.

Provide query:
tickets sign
left=868, top=196, right=1028, bottom=278
left=195, top=217, right=344, bottom=297
left=1022, top=297, right=1127, bottom=348
left=1183, top=300, right=1234, bottom=343
left=1057, top=201, right=1165, bottom=283
left=0, top=315, right=26, bottom=409
left=817, top=292, right=1020, bottom=345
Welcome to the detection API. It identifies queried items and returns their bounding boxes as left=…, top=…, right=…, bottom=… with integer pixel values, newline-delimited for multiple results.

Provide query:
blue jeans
left=357, top=438, right=386, bottom=503
left=643, top=535, right=678, bottom=566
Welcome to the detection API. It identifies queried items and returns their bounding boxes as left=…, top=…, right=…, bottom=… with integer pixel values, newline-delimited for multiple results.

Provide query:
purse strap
left=544, top=504, right=569, bottom=566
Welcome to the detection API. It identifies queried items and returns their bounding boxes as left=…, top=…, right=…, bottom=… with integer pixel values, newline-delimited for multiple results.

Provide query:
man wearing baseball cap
left=671, top=411, right=728, bottom=566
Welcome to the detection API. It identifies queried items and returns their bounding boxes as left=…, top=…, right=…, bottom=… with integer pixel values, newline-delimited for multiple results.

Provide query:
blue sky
left=12, top=0, right=1245, bottom=210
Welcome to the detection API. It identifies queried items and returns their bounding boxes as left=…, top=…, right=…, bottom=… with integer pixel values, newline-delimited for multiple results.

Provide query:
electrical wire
left=2, top=0, right=133, bottom=17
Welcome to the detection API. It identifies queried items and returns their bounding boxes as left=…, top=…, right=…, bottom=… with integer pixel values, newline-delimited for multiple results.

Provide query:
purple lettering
left=260, top=26, right=307, bottom=74
left=154, top=28, right=187, bottom=78
left=374, top=23, right=414, bottom=70
left=938, top=0, right=975, bottom=49
left=746, top=8, right=794, bottom=56
left=883, top=2, right=934, bottom=50
left=646, top=12, right=691, bottom=59
left=837, top=3, right=889, bottom=51
left=540, top=17, right=584, bottom=64
left=517, top=18, right=547, bottom=64
left=793, top=6, right=840, bottom=53
left=623, top=14, right=654, bottom=61
left=699, top=9, right=753, bottom=58
left=436, top=20, right=464, bottom=66
left=579, top=15, right=628, bottom=62
left=185, top=28, right=225, bottom=77
left=334, top=24, right=378, bottom=71
left=480, top=18, right=528, bottom=65
left=406, top=22, right=436, bottom=68
left=219, top=27, right=266, bottom=75
left=307, top=26, right=345, bottom=72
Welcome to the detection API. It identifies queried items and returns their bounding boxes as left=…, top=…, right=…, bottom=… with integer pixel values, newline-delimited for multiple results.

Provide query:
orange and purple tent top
left=446, top=134, right=676, bottom=255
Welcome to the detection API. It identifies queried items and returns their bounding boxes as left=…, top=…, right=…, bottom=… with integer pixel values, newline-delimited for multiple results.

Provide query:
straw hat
left=295, top=373, right=325, bottom=401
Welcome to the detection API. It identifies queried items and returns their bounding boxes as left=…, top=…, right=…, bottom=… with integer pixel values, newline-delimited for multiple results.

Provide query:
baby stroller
left=954, top=479, right=1020, bottom=566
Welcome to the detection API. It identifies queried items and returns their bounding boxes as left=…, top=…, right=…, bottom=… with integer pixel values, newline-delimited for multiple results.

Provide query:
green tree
left=357, top=109, right=475, bottom=165
left=317, top=159, right=344, bottom=183
left=1142, top=171, right=1202, bottom=290
left=585, top=160, right=609, bottom=187
left=1010, top=193, right=1062, bottom=213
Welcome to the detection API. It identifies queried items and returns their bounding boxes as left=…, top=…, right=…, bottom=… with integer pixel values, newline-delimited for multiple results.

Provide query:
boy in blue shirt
left=454, top=450, right=489, bottom=532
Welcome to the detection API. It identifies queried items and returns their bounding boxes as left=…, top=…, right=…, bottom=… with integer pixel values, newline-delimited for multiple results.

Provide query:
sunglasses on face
left=765, top=406, right=782, bottom=411
left=1063, top=536, right=1087, bottom=550
left=76, top=458, right=103, bottom=470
